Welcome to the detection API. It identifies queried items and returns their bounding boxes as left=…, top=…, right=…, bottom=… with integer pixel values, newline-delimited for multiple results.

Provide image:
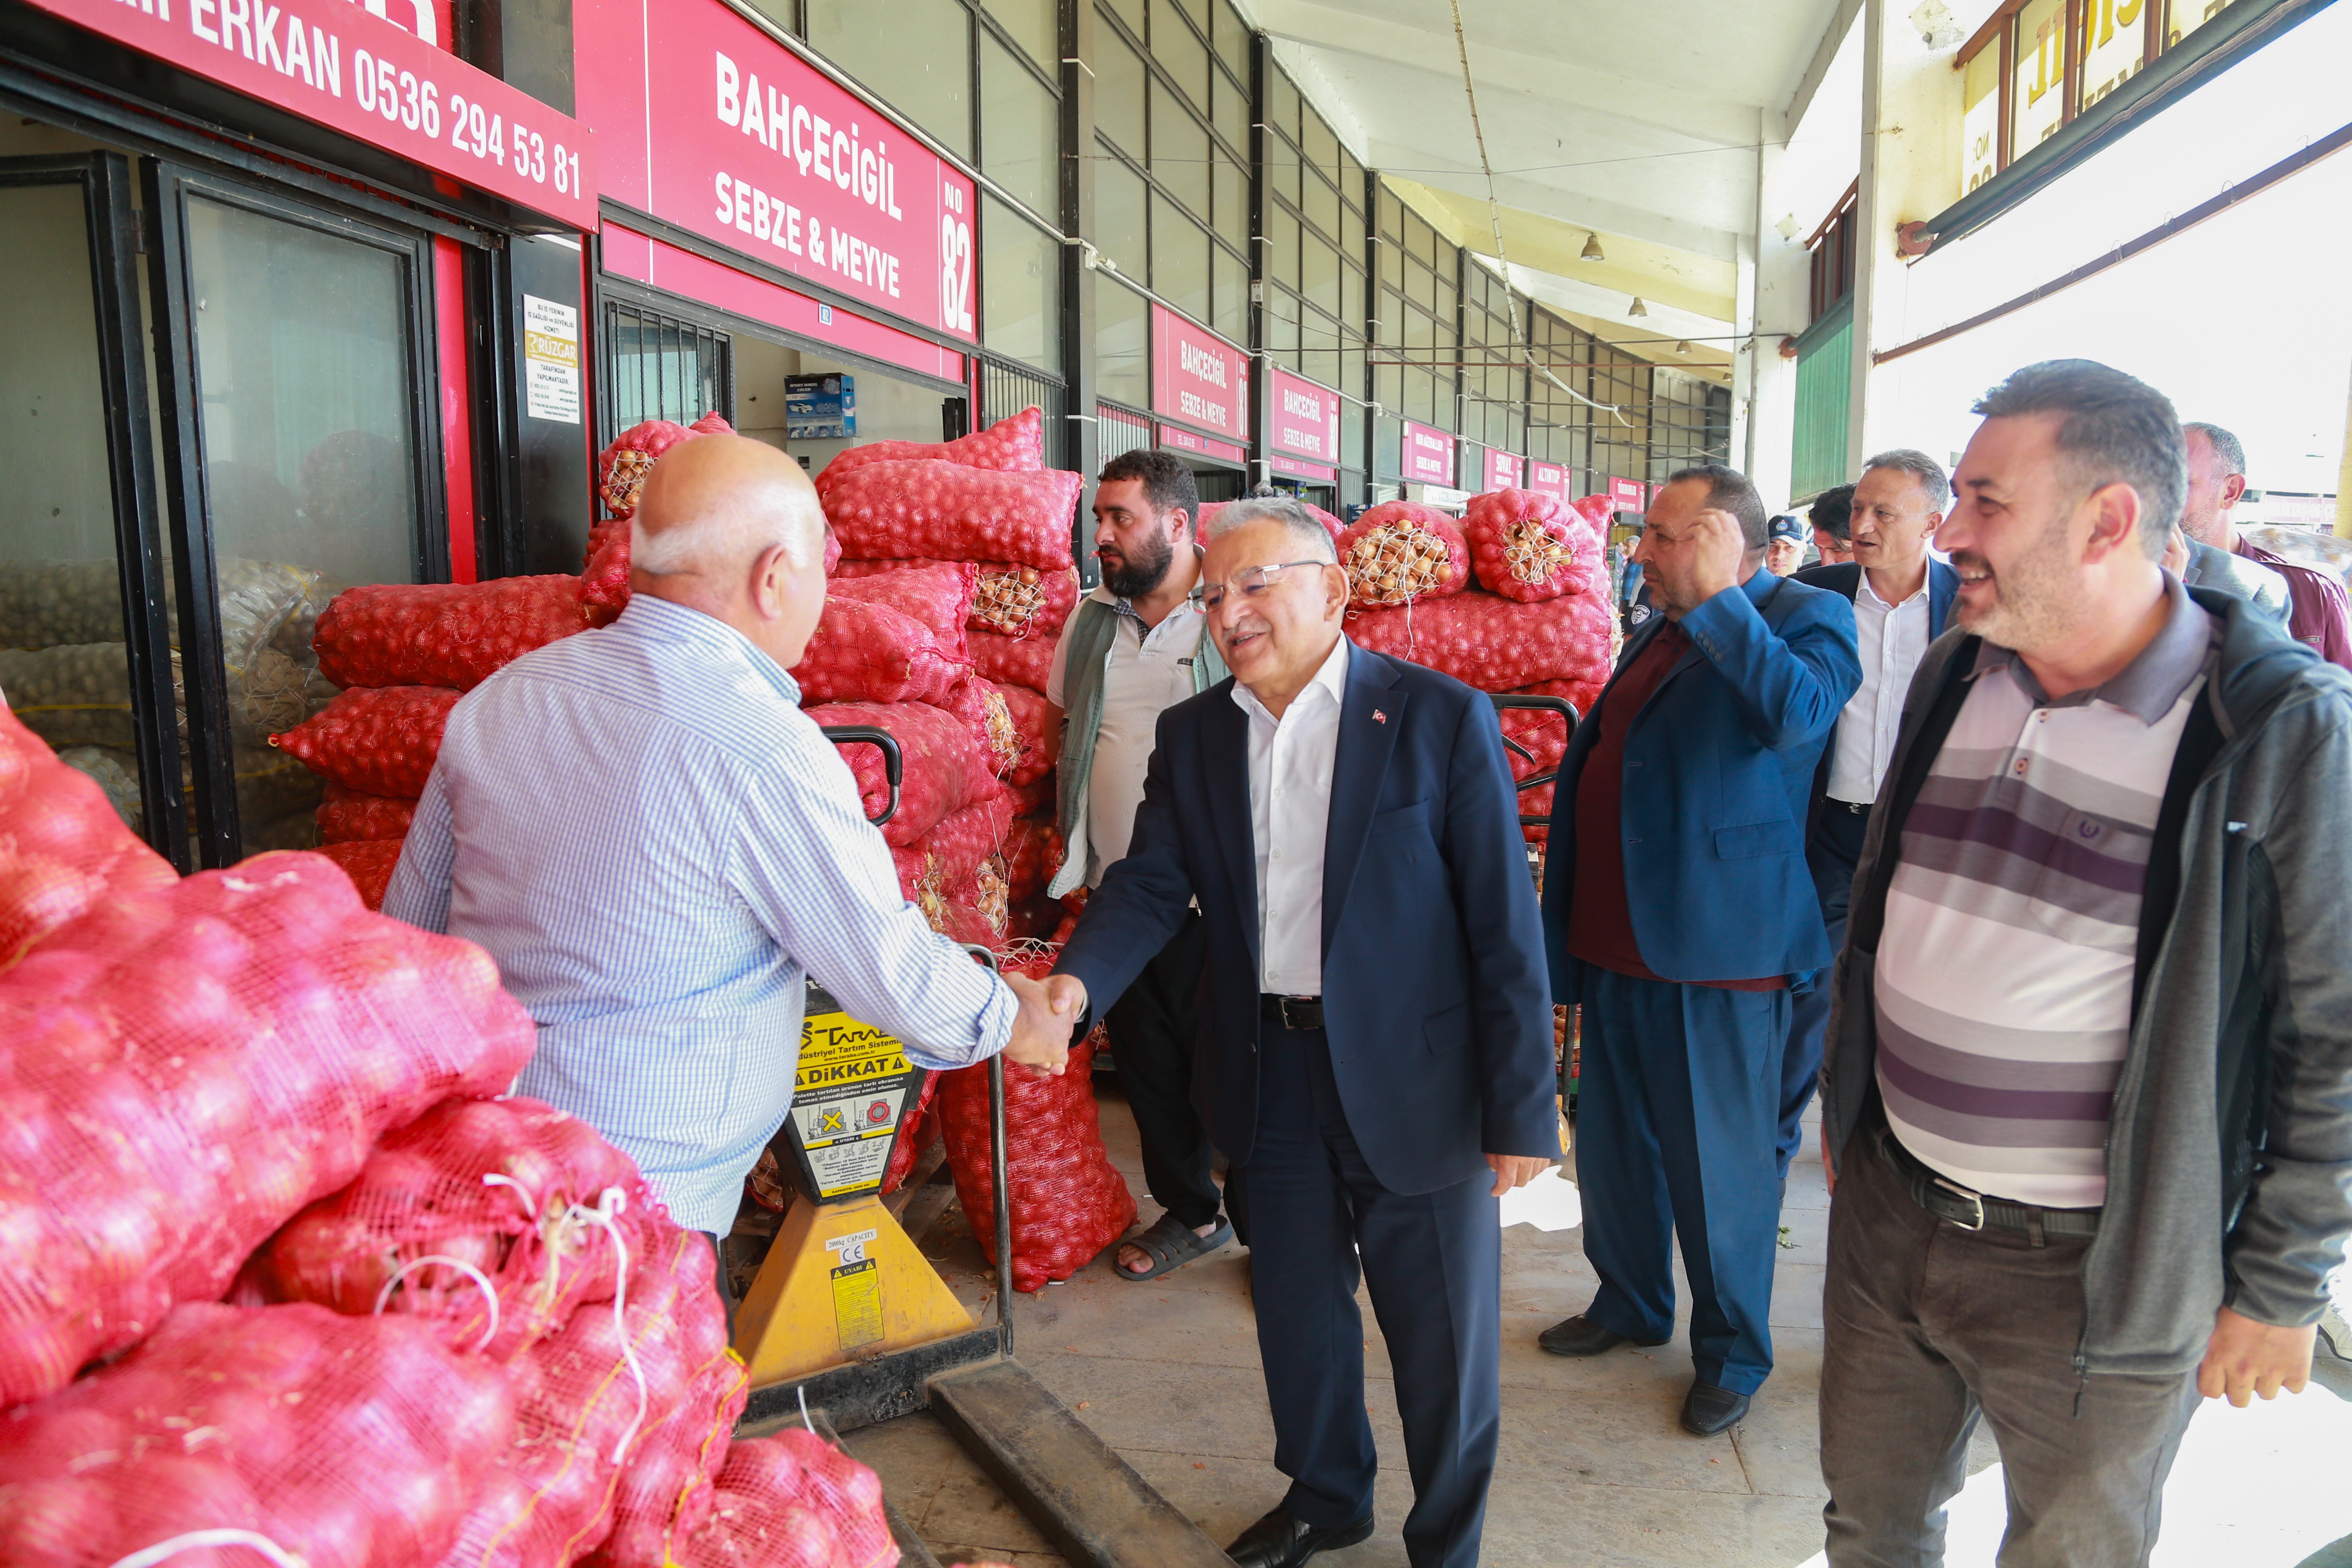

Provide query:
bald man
left=384, top=436, right=1076, bottom=1277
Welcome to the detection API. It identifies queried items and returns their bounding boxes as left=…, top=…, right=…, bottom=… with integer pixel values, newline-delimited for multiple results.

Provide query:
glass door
left=143, top=161, right=445, bottom=867
left=0, top=153, right=184, bottom=864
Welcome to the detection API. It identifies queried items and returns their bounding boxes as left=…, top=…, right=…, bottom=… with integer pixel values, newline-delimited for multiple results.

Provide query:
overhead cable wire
left=1443, top=0, right=1629, bottom=426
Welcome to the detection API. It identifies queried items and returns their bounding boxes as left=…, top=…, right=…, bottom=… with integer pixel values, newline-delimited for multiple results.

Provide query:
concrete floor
left=845, top=1078, right=2352, bottom=1568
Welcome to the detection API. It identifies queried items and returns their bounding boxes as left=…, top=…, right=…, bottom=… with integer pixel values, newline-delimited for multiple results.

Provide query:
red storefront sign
left=1269, top=368, right=1342, bottom=465
left=1483, top=447, right=1523, bottom=493
left=1608, top=476, right=1650, bottom=512
left=28, top=0, right=597, bottom=229
left=1156, top=424, right=1245, bottom=465
left=1525, top=460, right=1573, bottom=502
left=1401, top=421, right=1455, bottom=487
left=1269, top=454, right=1336, bottom=481
left=1151, top=304, right=1248, bottom=443
left=579, top=0, right=978, bottom=343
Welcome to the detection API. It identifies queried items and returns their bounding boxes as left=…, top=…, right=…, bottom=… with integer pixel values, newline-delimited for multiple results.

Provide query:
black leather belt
left=1877, top=1126, right=2101, bottom=1239
left=1827, top=798, right=1872, bottom=815
left=1261, top=994, right=1324, bottom=1031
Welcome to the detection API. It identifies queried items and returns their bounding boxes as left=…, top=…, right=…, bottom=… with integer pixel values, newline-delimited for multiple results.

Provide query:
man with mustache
left=1046, top=450, right=1233, bottom=1279
left=1816, top=361, right=2352, bottom=1565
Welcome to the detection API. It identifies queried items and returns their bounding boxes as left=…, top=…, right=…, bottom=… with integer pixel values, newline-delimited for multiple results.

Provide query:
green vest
left=1048, top=593, right=1227, bottom=899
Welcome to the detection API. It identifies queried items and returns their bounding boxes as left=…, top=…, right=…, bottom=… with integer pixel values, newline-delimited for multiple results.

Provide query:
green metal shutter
left=1790, top=297, right=1852, bottom=502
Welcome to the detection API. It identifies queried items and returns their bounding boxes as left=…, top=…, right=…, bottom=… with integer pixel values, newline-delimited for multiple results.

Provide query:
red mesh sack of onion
left=807, top=700, right=1005, bottom=847
left=986, top=680, right=1059, bottom=786
left=273, top=686, right=461, bottom=799
left=826, top=561, right=979, bottom=662
left=0, top=1301, right=516, bottom=1568
left=937, top=675, right=1022, bottom=778
left=317, top=838, right=405, bottom=911
left=821, top=461, right=1082, bottom=573
left=0, top=704, right=176, bottom=964
left=834, top=556, right=1080, bottom=642
left=968, top=629, right=1054, bottom=694
left=892, top=793, right=1016, bottom=911
left=588, top=1334, right=750, bottom=1568
left=791, top=596, right=970, bottom=707
left=1201, top=498, right=1345, bottom=543
left=318, top=784, right=417, bottom=844
left=672, top=1428, right=899, bottom=1568
left=312, top=576, right=596, bottom=691
left=1336, top=502, right=1470, bottom=607
left=1461, top=489, right=1603, bottom=604
left=585, top=414, right=734, bottom=613
left=879, top=1072, right=942, bottom=1197
left=1347, top=587, right=1613, bottom=695
left=1000, top=815, right=1063, bottom=903
left=1497, top=703, right=1573, bottom=843
left=814, top=406, right=1044, bottom=497
left=936, top=947, right=1135, bottom=1292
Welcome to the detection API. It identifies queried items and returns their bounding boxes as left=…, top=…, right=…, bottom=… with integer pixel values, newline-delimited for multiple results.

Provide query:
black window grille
left=1098, top=402, right=1152, bottom=462
left=976, top=351, right=1068, bottom=468
left=601, top=302, right=732, bottom=446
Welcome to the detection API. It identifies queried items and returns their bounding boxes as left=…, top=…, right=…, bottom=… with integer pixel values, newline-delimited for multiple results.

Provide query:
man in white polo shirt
left=1816, top=361, right=2352, bottom=1566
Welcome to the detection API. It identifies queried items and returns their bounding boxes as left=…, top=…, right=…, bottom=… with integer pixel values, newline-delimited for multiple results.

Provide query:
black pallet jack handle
left=962, top=945, right=1018, bottom=1359
left=1488, top=693, right=1578, bottom=830
left=818, top=725, right=903, bottom=826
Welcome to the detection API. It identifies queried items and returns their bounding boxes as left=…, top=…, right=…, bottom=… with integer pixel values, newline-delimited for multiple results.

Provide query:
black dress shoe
left=1537, top=1314, right=1667, bottom=1357
left=1681, top=1380, right=1751, bottom=1435
left=1224, top=1506, right=1375, bottom=1568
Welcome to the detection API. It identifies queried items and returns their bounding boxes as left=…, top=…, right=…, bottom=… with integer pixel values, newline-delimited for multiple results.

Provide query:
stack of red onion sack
left=1342, top=490, right=1618, bottom=843
left=0, top=708, right=900, bottom=1567
left=268, top=414, right=748, bottom=909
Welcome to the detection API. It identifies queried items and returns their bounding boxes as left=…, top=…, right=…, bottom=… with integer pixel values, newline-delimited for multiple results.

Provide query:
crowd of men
left=382, top=360, right=2352, bottom=1568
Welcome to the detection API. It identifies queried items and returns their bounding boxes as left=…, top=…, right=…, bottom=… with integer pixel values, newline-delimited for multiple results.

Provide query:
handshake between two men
left=998, top=971, right=1093, bottom=1077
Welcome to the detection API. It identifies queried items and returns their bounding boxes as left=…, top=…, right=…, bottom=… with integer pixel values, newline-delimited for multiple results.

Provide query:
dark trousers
left=1780, top=804, right=1869, bottom=1176
left=1821, top=1128, right=2200, bottom=1568
left=1230, top=1024, right=1501, bottom=1568
left=1103, top=908, right=1224, bottom=1230
left=701, top=1229, right=737, bottom=1343
left=1577, top=965, right=1788, bottom=1394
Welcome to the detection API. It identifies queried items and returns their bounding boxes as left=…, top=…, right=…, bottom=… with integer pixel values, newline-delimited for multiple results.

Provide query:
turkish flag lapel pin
left=1372, top=709, right=1387, bottom=724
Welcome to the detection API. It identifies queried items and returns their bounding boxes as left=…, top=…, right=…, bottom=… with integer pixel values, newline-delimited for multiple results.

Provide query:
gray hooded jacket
left=1821, top=586, right=2352, bottom=1376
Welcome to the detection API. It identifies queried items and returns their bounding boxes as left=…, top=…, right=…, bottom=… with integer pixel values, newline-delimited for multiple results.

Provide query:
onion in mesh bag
left=826, top=561, right=978, bottom=662
left=0, top=706, right=175, bottom=964
left=587, top=1340, right=749, bottom=1568
left=791, top=596, right=969, bottom=707
left=834, top=557, right=1079, bottom=641
left=0, top=1302, right=516, bottom=1568
left=937, top=674, right=1021, bottom=777
left=271, top=685, right=461, bottom=798
left=807, top=700, right=1004, bottom=848
left=673, top=1430, right=898, bottom=1568
left=598, top=420, right=698, bottom=520
left=1001, top=815, right=1063, bottom=903
left=317, top=838, right=404, bottom=911
left=0, top=852, right=536, bottom=1407
left=1200, top=497, right=1345, bottom=543
left=1462, top=489, right=1602, bottom=604
left=313, top=577, right=596, bottom=691
left=1337, top=503, right=1470, bottom=607
left=891, top=793, right=1016, bottom=913
left=879, top=1071, right=941, bottom=1197
left=318, top=784, right=419, bottom=844
left=814, top=406, right=1044, bottom=497
left=1346, top=586, right=1613, bottom=694
left=821, top=461, right=1081, bottom=572
left=968, top=629, right=1054, bottom=694
left=938, top=950, right=1134, bottom=1291
left=990, top=681, right=1059, bottom=786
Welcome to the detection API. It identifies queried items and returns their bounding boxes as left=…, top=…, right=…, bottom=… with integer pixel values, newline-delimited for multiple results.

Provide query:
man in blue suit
left=1536, top=465, right=1860, bottom=1435
left=1778, top=450, right=1960, bottom=1178
left=1050, top=497, right=1559, bottom=1568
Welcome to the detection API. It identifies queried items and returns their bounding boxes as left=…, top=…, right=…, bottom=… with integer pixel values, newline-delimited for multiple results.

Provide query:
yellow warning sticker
left=831, top=1258, right=883, bottom=1349
left=797, top=1010, right=911, bottom=1093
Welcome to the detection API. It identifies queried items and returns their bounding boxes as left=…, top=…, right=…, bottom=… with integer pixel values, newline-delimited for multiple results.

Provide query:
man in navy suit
left=1777, top=451, right=1961, bottom=1179
left=1536, top=465, right=1860, bottom=1436
left=1049, top=497, right=1559, bottom=1568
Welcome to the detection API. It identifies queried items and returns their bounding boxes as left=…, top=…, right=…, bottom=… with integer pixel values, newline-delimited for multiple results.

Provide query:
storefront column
left=2335, top=357, right=2352, bottom=541
left=1746, top=119, right=1805, bottom=507
left=1061, top=0, right=1101, bottom=551
left=1247, top=29, right=1271, bottom=488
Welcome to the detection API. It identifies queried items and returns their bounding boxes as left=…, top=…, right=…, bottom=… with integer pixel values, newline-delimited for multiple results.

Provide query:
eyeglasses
left=1199, top=560, right=1328, bottom=610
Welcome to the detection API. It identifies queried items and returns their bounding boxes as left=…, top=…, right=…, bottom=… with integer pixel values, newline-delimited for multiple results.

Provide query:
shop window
left=1154, top=1, right=1213, bottom=112
left=2010, top=0, right=2068, bottom=154
left=1269, top=69, right=1299, bottom=147
left=1302, top=232, right=1340, bottom=318
left=1211, top=149, right=1248, bottom=248
left=1098, top=401, right=1152, bottom=462
left=1097, top=275, right=1150, bottom=409
left=1341, top=393, right=1367, bottom=470
left=982, top=33, right=1058, bottom=217
left=1266, top=288, right=1299, bottom=362
left=1267, top=131, right=1300, bottom=214
left=1300, top=317, right=1339, bottom=397
left=1379, top=236, right=1403, bottom=293
left=1151, top=196, right=1210, bottom=325
left=1211, top=245, right=1247, bottom=347
left=1095, top=147, right=1149, bottom=279
left=1150, top=80, right=1210, bottom=219
left=1373, top=355, right=1401, bottom=414
left=1213, top=0, right=1251, bottom=81
left=2078, top=0, right=2149, bottom=108
left=1303, top=170, right=1341, bottom=245
left=604, top=303, right=731, bottom=435
left=982, top=196, right=1061, bottom=373
left=985, top=0, right=1057, bottom=71
left=1270, top=205, right=1300, bottom=293
left=1302, top=113, right=1339, bottom=188
left=1341, top=261, right=1364, bottom=338
left=1213, top=68, right=1248, bottom=159
left=1374, top=412, right=1401, bottom=479
left=1096, top=30, right=1147, bottom=157
left=807, top=0, right=973, bottom=160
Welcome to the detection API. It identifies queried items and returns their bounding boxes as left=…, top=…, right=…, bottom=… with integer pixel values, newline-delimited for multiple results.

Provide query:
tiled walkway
left=845, top=1079, right=2352, bottom=1568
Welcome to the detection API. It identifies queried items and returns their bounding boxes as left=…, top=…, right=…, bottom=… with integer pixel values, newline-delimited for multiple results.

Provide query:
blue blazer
left=1054, top=644, right=1561, bottom=1196
left=1792, top=559, right=1960, bottom=807
left=1539, top=571, right=1861, bottom=1000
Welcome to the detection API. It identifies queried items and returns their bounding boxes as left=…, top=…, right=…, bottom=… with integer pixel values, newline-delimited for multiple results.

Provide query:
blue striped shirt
left=383, top=593, right=1014, bottom=1232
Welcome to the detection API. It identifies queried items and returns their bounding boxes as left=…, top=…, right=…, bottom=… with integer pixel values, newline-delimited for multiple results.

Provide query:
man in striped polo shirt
left=1816, top=361, right=2352, bottom=1567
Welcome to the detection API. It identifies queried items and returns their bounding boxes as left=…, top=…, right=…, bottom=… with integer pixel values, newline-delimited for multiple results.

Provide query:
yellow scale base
left=730, top=1190, right=980, bottom=1388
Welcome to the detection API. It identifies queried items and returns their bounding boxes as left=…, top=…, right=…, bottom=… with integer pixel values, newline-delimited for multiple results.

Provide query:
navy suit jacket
left=1792, top=560, right=1960, bottom=810
left=1053, top=643, right=1560, bottom=1196
left=1539, top=571, right=1861, bottom=1001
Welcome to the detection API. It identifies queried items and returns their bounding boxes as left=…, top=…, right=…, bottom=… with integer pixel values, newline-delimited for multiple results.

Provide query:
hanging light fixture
left=1627, top=297, right=1649, bottom=318
left=1580, top=231, right=1605, bottom=262
left=1674, top=340, right=1691, bottom=355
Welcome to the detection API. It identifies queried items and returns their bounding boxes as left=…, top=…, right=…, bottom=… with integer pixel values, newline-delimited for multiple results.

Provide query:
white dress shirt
left=1232, top=635, right=1349, bottom=995
left=1046, top=587, right=1209, bottom=886
left=1826, top=571, right=1932, bottom=804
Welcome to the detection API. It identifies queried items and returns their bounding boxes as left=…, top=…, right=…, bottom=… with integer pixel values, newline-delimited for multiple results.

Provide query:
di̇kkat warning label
left=794, top=1010, right=914, bottom=1197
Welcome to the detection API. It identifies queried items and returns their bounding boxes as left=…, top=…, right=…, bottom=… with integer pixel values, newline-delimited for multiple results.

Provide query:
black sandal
left=1113, top=1212, right=1233, bottom=1281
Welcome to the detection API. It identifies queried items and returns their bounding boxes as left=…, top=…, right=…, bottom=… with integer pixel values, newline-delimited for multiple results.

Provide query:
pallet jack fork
left=737, top=727, right=1229, bottom=1568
